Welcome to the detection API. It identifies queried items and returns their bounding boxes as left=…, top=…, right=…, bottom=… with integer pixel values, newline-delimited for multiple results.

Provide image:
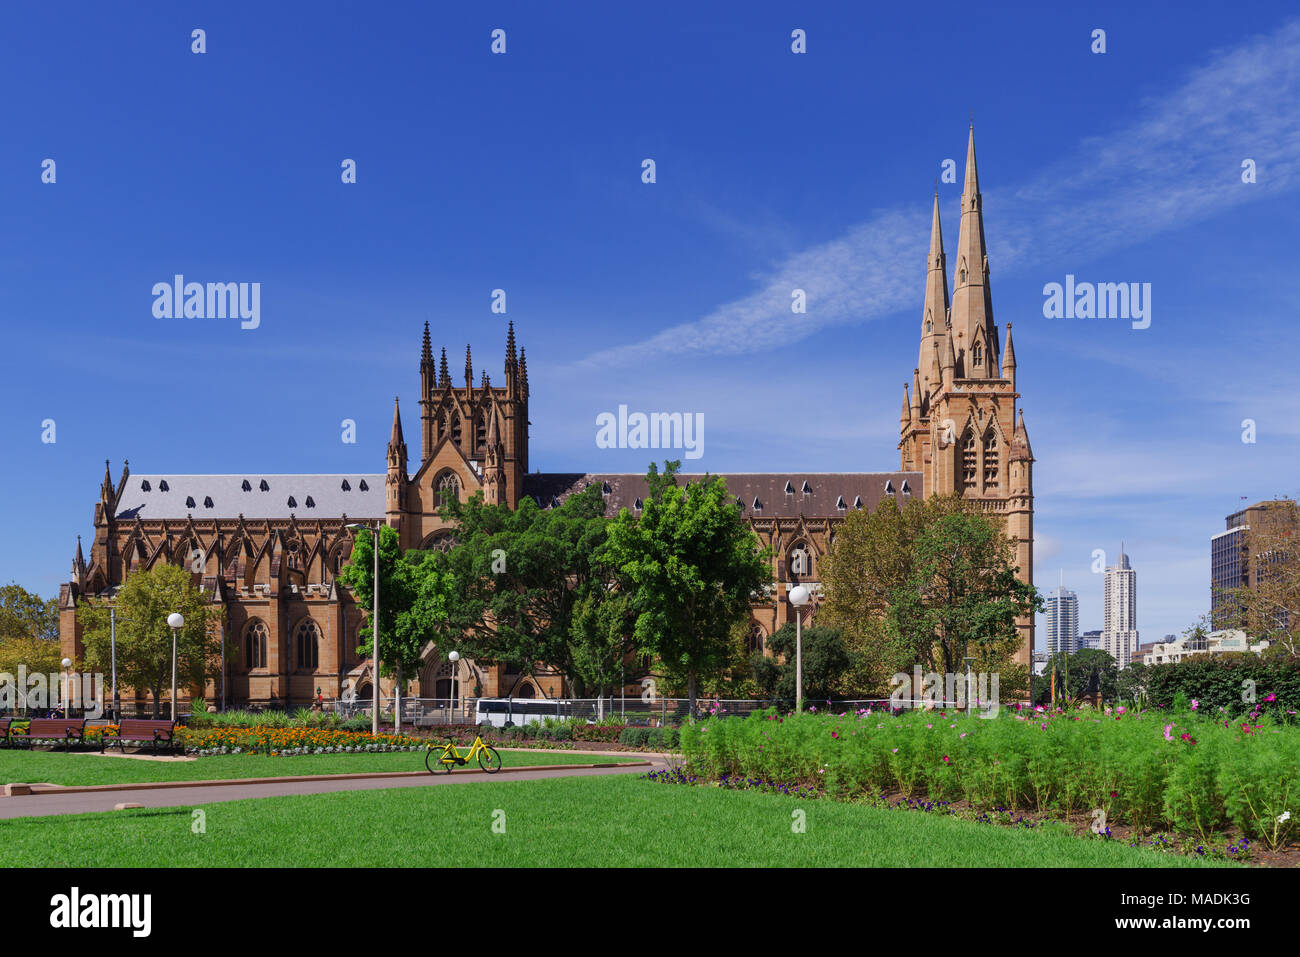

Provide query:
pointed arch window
left=962, top=430, right=978, bottom=491
left=983, top=431, right=1000, bottom=491
left=435, top=471, right=460, bottom=506
left=475, top=414, right=486, bottom=450
left=294, top=618, right=320, bottom=671
left=245, top=619, right=268, bottom=670
left=972, top=342, right=983, bottom=368
left=450, top=414, right=462, bottom=447
left=789, top=544, right=812, bottom=579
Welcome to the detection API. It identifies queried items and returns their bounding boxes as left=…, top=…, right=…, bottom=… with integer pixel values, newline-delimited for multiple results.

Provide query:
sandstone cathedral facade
left=59, top=127, right=1033, bottom=710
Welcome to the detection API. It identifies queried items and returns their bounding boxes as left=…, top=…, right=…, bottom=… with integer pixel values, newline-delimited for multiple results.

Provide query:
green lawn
left=0, top=748, right=639, bottom=787
left=0, top=773, right=1237, bottom=867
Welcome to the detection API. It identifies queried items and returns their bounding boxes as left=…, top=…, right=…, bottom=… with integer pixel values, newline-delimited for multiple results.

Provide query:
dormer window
left=287, top=496, right=297, bottom=508
left=752, top=497, right=762, bottom=512
left=359, top=479, right=369, bottom=491
left=801, top=481, right=811, bottom=497
left=633, top=498, right=643, bottom=511
left=203, top=496, right=214, bottom=508
left=141, top=480, right=151, bottom=492
left=784, top=481, right=795, bottom=495
left=601, top=481, right=612, bottom=495
left=884, top=480, right=895, bottom=494
left=901, top=480, right=911, bottom=495
left=159, top=480, right=169, bottom=492
left=259, top=479, right=270, bottom=491
left=185, top=496, right=196, bottom=508
left=241, top=479, right=252, bottom=491
left=735, top=496, right=744, bottom=509
left=835, top=495, right=846, bottom=511
left=341, top=479, right=351, bottom=491
left=305, top=496, right=316, bottom=508
left=853, top=495, right=864, bottom=509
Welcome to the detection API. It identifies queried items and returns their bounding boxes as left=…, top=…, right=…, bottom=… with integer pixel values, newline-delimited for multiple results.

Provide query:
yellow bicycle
left=426, top=734, right=502, bottom=774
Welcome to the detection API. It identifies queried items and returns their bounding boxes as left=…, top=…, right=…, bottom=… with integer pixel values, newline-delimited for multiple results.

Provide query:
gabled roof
left=113, top=475, right=384, bottom=521
left=521, top=471, right=924, bottom=518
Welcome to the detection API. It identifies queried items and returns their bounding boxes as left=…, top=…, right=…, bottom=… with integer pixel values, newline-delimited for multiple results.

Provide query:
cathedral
left=58, top=127, right=1034, bottom=710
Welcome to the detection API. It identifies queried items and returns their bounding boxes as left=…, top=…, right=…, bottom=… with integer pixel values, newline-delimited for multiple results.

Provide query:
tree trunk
left=687, top=669, right=697, bottom=720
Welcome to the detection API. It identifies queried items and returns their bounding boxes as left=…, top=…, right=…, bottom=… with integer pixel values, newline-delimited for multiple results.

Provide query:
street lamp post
left=60, top=657, right=72, bottom=716
left=448, top=651, right=460, bottom=723
left=788, top=585, right=811, bottom=713
left=109, top=607, right=121, bottom=721
left=346, top=523, right=381, bottom=736
left=166, top=613, right=184, bottom=721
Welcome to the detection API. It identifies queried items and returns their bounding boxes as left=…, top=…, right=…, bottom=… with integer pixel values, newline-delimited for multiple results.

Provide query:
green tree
left=0, top=583, right=62, bottom=679
left=1033, top=648, right=1119, bottom=705
left=77, top=564, right=223, bottom=717
left=338, top=525, right=455, bottom=729
left=823, top=495, right=1039, bottom=685
left=0, top=583, right=59, bottom=642
left=600, top=461, right=770, bottom=716
left=430, top=483, right=632, bottom=697
left=752, top=623, right=850, bottom=704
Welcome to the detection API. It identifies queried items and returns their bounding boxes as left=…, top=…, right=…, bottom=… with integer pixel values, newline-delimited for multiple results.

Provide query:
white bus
left=474, top=698, right=577, bottom=728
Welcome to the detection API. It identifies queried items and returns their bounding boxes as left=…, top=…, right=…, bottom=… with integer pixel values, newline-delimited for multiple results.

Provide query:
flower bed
left=680, top=706, right=1300, bottom=850
left=178, top=726, right=424, bottom=756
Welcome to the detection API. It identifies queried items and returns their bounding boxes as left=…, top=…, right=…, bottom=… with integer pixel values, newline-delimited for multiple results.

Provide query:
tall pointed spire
left=506, top=320, right=517, bottom=366
left=389, top=396, right=404, bottom=447
left=439, top=347, right=449, bottom=387
left=1010, top=409, right=1033, bottom=462
left=900, top=383, right=912, bottom=429
left=950, top=124, right=998, bottom=378
left=1001, top=322, right=1017, bottom=382
left=387, top=396, right=407, bottom=478
left=917, top=192, right=950, bottom=401
left=421, top=322, right=432, bottom=365
left=518, top=348, right=529, bottom=399
left=465, top=344, right=473, bottom=386
left=486, top=405, right=499, bottom=446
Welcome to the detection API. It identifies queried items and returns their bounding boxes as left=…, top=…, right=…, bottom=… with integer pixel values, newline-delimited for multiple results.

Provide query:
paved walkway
left=0, top=760, right=662, bottom=820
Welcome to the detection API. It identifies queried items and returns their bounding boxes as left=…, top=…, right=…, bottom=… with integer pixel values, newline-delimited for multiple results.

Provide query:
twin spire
left=915, top=125, right=1004, bottom=399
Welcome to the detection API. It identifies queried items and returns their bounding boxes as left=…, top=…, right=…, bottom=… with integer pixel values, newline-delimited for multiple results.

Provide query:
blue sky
left=2, top=1, right=1297, bottom=644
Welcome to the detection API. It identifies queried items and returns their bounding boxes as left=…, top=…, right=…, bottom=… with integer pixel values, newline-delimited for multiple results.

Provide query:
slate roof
left=113, top=475, right=385, bottom=521
left=521, top=472, right=923, bottom=517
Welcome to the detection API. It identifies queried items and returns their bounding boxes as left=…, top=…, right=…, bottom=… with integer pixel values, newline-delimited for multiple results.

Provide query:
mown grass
left=0, top=748, right=639, bottom=787
left=0, top=774, right=1235, bottom=867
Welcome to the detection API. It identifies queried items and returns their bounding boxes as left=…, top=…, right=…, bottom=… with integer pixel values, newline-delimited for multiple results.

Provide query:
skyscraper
left=1045, top=575, right=1079, bottom=655
left=1102, top=545, right=1139, bottom=668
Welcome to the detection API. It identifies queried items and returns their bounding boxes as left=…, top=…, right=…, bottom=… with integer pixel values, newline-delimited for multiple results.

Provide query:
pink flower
left=1163, top=724, right=1173, bottom=741
left=960, top=732, right=967, bottom=738
left=1265, top=693, right=1277, bottom=703
left=891, top=748, right=898, bottom=753
left=942, top=755, right=950, bottom=763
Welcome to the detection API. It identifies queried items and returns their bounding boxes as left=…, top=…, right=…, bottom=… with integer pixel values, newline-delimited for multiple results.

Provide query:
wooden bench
left=0, top=717, right=25, bottom=747
left=100, top=718, right=178, bottom=754
left=9, top=718, right=86, bottom=750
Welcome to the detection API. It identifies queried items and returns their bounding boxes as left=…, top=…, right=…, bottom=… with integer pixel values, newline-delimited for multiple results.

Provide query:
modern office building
left=1101, top=545, right=1139, bottom=668
left=1044, top=579, right=1079, bottom=655
left=1212, top=500, right=1293, bottom=630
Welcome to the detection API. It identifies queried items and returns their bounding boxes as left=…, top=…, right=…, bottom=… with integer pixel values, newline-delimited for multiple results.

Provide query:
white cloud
left=580, top=19, right=1300, bottom=368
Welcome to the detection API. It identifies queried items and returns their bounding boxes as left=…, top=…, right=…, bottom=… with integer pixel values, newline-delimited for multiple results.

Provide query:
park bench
left=100, top=718, right=178, bottom=754
left=0, top=717, right=25, bottom=747
left=9, top=718, right=86, bottom=750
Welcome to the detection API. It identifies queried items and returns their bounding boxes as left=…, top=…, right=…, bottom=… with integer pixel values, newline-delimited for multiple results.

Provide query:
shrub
left=679, top=706, right=1300, bottom=841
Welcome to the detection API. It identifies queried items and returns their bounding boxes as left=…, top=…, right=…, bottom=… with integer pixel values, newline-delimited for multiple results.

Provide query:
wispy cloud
left=580, top=19, right=1300, bottom=368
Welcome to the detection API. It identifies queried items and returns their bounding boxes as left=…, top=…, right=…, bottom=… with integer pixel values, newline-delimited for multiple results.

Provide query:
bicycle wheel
left=426, top=744, right=456, bottom=774
left=478, top=746, right=502, bottom=773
